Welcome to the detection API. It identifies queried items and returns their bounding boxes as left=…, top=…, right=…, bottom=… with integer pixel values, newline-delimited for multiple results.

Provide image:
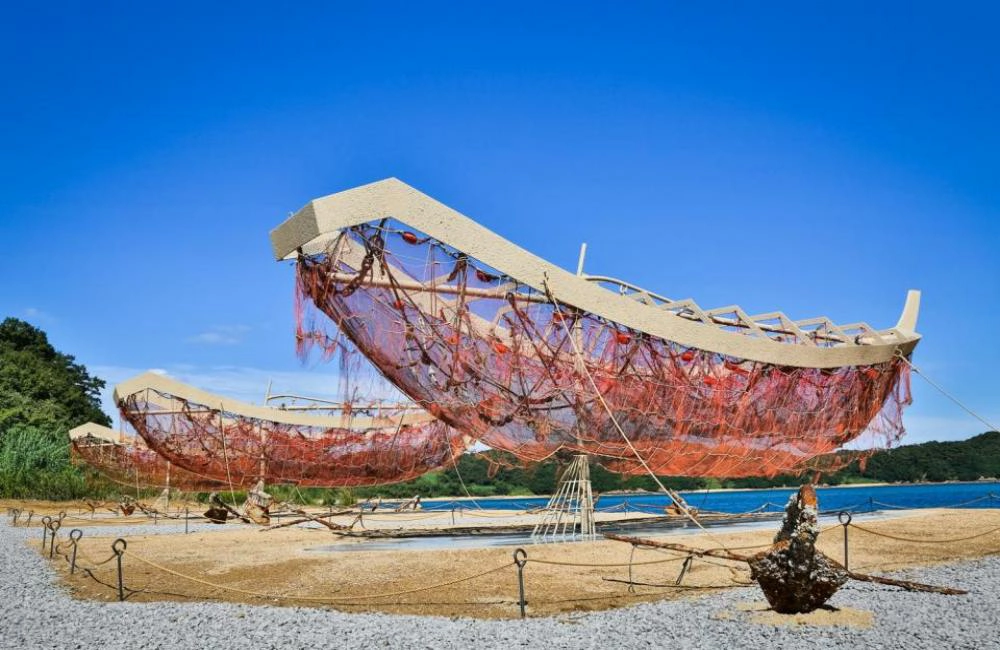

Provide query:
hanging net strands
left=271, top=179, right=921, bottom=478
left=69, top=422, right=226, bottom=492
left=113, top=372, right=474, bottom=488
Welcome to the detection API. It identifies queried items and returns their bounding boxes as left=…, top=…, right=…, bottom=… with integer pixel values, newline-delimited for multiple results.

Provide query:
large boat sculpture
left=114, top=372, right=471, bottom=487
left=70, top=422, right=226, bottom=491
left=271, top=179, right=920, bottom=478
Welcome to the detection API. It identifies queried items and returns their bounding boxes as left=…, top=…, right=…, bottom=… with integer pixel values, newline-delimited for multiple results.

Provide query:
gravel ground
left=3, top=519, right=998, bottom=650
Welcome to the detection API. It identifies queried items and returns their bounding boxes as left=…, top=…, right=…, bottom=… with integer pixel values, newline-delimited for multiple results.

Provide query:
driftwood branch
left=603, top=533, right=750, bottom=562
left=282, top=508, right=353, bottom=531
left=604, top=533, right=967, bottom=596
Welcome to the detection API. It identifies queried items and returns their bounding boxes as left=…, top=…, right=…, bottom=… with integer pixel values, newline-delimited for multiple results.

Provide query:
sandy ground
left=7, top=501, right=998, bottom=620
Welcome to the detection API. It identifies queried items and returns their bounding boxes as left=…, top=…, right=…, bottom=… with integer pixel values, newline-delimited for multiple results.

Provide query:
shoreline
left=421, top=478, right=1000, bottom=503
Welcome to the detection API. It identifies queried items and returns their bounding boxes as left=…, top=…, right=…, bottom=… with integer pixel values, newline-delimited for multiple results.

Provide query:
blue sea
left=417, top=482, right=1000, bottom=515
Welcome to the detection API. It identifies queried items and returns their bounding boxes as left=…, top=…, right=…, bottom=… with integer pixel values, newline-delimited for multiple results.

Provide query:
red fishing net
left=117, top=386, right=468, bottom=488
left=71, top=433, right=226, bottom=491
left=294, top=220, right=913, bottom=478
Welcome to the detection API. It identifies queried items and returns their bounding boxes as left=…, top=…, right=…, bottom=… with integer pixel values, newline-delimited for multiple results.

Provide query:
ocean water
left=415, top=481, right=1000, bottom=515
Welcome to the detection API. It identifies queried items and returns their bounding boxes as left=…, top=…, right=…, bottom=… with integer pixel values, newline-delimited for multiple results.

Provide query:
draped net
left=293, top=220, right=912, bottom=478
left=71, top=433, right=226, bottom=491
left=117, top=386, right=468, bottom=488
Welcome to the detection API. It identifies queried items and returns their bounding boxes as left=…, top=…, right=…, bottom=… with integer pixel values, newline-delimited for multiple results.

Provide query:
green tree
left=0, top=317, right=110, bottom=497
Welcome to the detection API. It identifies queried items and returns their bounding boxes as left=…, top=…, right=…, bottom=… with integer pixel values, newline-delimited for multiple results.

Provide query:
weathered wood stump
left=748, top=484, right=848, bottom=613
left=242, top=480, right=273, bottom=526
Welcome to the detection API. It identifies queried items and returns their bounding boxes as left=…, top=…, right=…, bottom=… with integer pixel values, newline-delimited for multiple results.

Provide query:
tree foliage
left=0, top=318, right=110, bottom=497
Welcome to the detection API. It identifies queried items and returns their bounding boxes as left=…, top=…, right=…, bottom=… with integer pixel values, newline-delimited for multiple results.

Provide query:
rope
left=126, top=550, right=513, bottom=602
left=527, top=555, right=690, bottom=568
left=218, top=407, right=238, bottom=506
left=545, top=282, right=730, bottom=550
left=898, top=353, right=1000, bottom=433
left=848, top=522, right=1000, bottom=544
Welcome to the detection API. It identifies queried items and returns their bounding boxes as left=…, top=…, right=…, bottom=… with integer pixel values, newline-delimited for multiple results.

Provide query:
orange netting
left=71, top=435, right=226, bottom=491
left=117, top=387, right=468, bottom=488
left=294, top=220, right=912, bottom=478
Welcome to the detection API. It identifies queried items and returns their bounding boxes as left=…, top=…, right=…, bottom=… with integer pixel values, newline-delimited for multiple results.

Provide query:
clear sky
left=1, top=3, right=997, bottom=443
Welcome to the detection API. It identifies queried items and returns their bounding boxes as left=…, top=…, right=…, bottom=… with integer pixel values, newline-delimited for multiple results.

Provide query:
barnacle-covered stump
left=204, top=493, right=229, bottom=524
left=748, top=485, right=848, bottom=613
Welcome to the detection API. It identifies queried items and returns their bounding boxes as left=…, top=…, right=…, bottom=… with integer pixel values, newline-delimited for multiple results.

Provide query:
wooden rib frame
left=271, top=178, right=920, bottom=369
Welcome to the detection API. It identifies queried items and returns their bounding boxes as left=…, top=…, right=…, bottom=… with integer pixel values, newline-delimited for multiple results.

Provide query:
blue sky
left=1, top=3, right=997, bottom=443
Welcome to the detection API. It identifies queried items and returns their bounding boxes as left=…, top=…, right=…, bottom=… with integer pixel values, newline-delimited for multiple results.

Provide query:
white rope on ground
left=543, top=281, right=732, bottom=550
left=898, top=352, right=1000, bottom=433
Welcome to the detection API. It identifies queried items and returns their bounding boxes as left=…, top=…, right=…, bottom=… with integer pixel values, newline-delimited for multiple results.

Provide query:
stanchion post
left=26, top=511, right=34, bottom=527
left=676, top=555, right=693, bottom=585
left=69, top=529, right=83, bottom=574
left=838, top=511, right=852, bottom=570
left=40, top=516, right=51, bottom=551
left=513, top=548, right=528, bottom=619
left=451, top=507, right=456, bottom=526
left=185, top=507, right=189, bottom=534
left=112, top=538, right=127, bottom=602
left=49, top=519, right=61, bottom=559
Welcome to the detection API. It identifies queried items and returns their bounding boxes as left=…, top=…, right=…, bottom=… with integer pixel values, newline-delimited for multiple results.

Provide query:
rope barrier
left=527, top=555, right=690, bottom=568
left=125, top=550, right=514, bottom=602
left=848, top=522, right=1000, bottom=545
left=24, top=512, right=1000, bottom=617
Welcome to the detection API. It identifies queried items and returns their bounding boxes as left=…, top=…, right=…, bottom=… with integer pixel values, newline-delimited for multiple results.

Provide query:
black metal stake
left=676, top=555, right=694, bottom=585
left=838, top=511, right=852, bottom=570
left=49, top=520, right=61, bottom=559
left=40, top=516, right=51, bottom=551
left=112, top=538, right=127, bottom=601
left=69, top=529, right=83, bottom=574
left=513, top=548, right=528, bottom=619
left=451, top=507, right=456, bottom=526
left=185, top=507, right=189, bottom=534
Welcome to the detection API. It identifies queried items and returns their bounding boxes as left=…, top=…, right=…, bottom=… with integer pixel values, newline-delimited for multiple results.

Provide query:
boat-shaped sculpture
left=271, top=179, right=920, bottom=477
left=115, top=372, right=471, bottom=487
left=70, top=422, right=226, bottom=491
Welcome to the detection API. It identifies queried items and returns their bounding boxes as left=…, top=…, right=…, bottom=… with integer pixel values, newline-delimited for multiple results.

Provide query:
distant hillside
left=846, top=431, right=1000, bottom=483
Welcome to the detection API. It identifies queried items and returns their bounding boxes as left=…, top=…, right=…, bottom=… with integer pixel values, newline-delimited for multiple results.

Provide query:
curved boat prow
left=896, top=290, right=921, bottom=335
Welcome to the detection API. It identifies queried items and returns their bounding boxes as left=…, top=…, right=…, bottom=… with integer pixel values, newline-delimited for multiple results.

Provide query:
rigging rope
left=544, top=280, right=731, bottom=550
left=898, top=352, right=999, bottom=433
